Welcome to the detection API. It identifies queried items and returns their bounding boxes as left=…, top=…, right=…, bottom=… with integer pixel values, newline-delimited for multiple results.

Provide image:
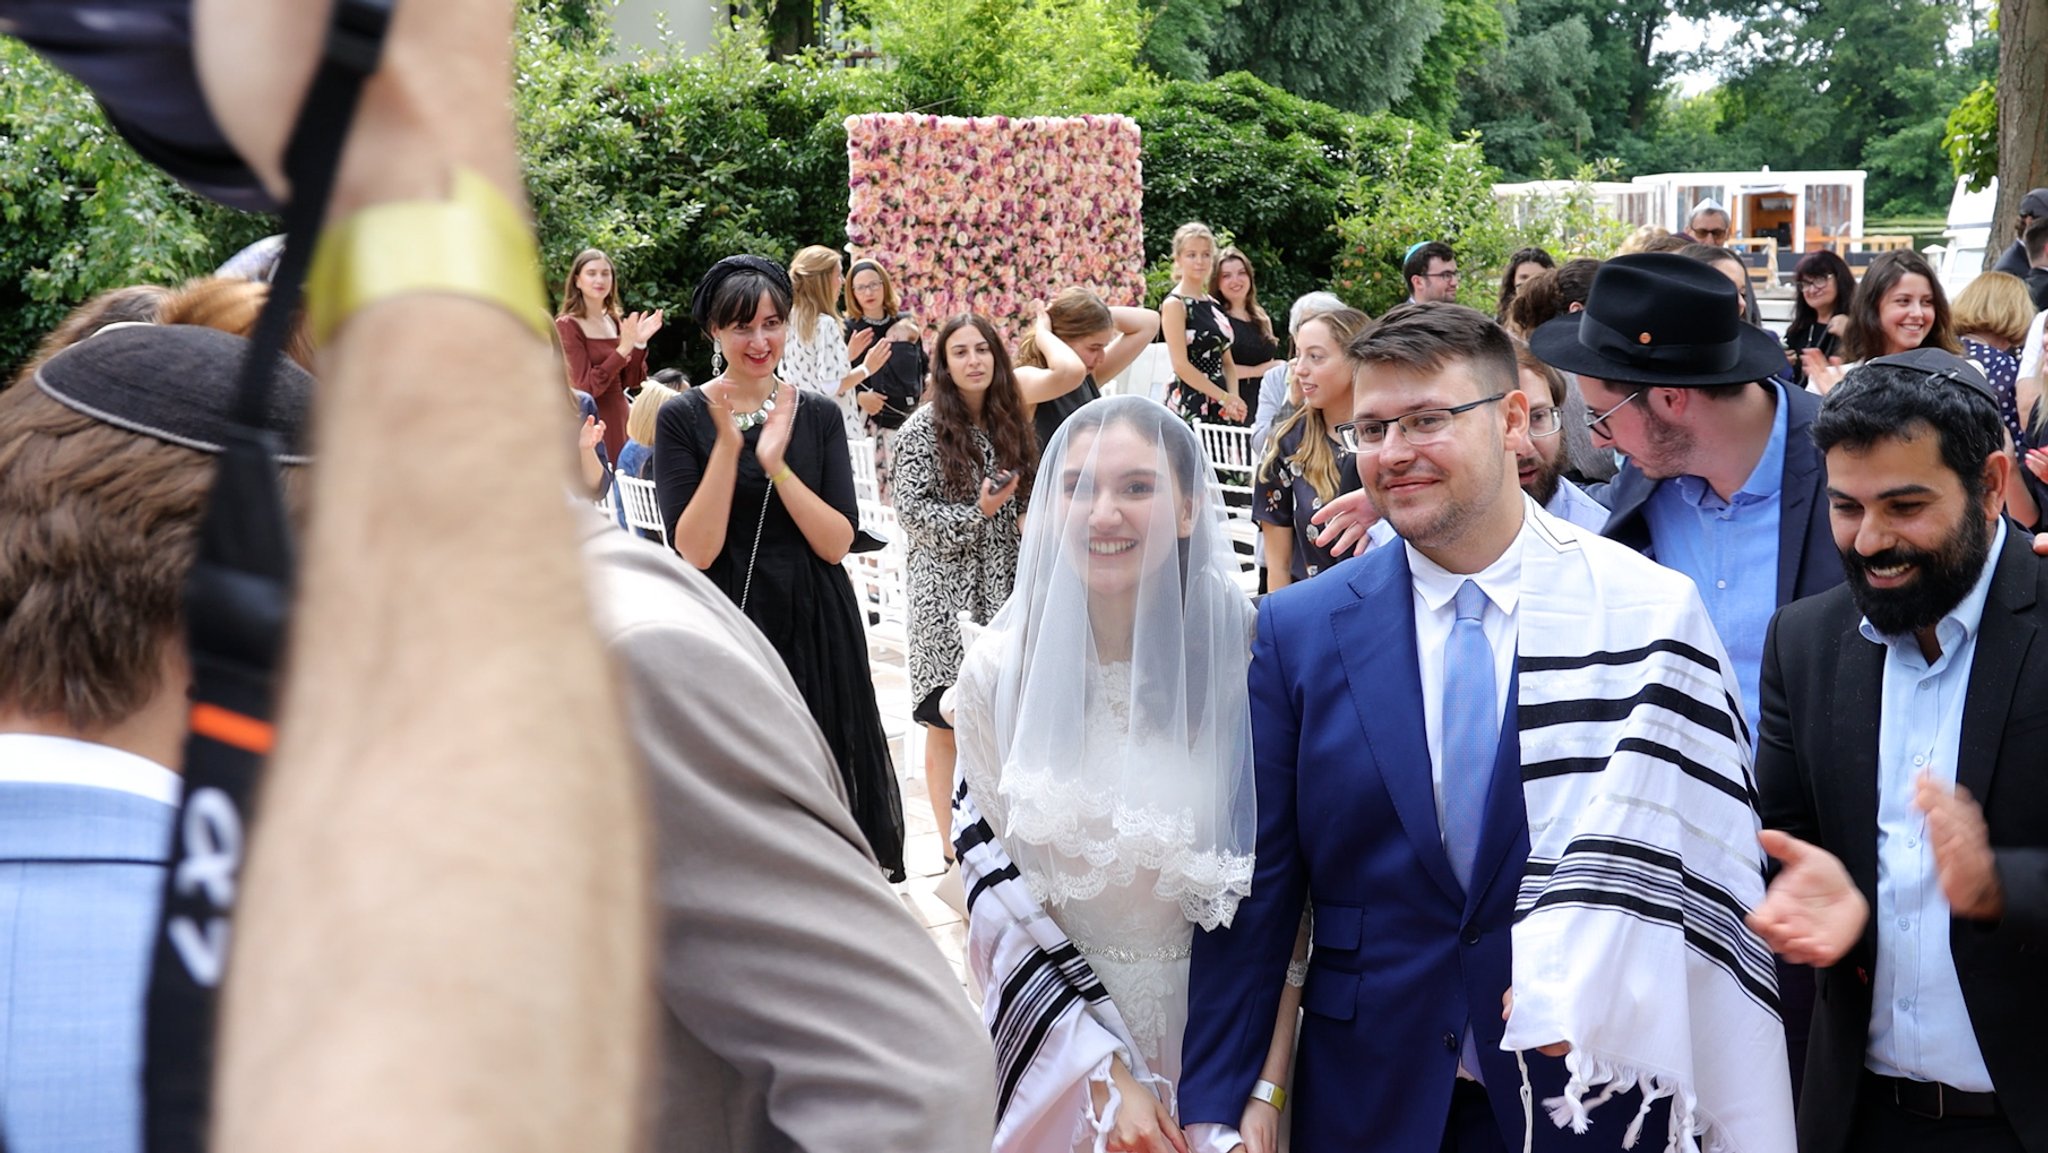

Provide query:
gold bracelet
left=768, top=464, right=795, bottom=486
left=305, top=168, right=553, bottom=345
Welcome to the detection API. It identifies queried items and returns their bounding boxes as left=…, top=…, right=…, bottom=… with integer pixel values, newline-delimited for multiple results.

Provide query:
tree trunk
left=1992, top=0, right=2048, bottom=268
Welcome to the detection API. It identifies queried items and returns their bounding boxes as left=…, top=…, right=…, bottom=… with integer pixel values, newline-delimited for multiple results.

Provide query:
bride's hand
left=1103, top=1059, right=1188, bottom=1153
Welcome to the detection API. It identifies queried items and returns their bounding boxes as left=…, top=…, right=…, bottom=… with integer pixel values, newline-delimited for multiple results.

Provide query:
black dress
left=1033, top=372, right=1100, bottom=452
left=653, top=387, right=907, bottom=880
left=1225, top=312, right=1278, bottom=422
left=843, top=313, right=927, bottom=432
left=1169, top=293, right=1236, bottom=425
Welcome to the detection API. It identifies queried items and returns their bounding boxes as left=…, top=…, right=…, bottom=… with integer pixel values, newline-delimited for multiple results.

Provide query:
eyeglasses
left=1420, top=269, right=1461, bottom=281
left=1796, top=278, right=1832, bottom=292
left=1336, top=394, right=1505, bottom=452
left=1585, top=391, right=1640, bottom=438
left=1528, top=405, right=1562, bottom=438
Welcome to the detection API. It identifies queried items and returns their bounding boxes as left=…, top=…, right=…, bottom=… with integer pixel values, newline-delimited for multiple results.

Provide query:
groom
left=1181, top=303, right=1796, bottom=1152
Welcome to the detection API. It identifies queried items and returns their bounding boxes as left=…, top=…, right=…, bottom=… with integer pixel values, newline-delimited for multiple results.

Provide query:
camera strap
left=142, top=4, right=394, bottom=1150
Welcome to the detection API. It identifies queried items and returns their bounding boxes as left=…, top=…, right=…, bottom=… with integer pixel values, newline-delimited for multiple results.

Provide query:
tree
left=1200, top=0, right=1445, bottom=115
left=1944, top=78, right=1997, bottom=192
left=1454, top=1, right=1599, bottom=178
left=0, top=39, right=270, bottom=372
left=1139, top=0, right=1238, bottom=81
left=1392, top=0, right=1507, bottom=132
left=1994, top=0, right=2048, bottom=264
left=1703, top=0, right=1988, bottom=215
left=858, top=0, right=1154, bottom=115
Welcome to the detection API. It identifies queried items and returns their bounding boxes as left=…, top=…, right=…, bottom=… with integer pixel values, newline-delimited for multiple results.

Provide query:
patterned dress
left=1168, top=293, right=1235, bottom=425
left=891, top=406, right=1023, bottom=717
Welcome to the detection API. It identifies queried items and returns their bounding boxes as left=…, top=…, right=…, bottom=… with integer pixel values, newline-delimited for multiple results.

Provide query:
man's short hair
left=1512, top=340, right=1568, bottom=408
left=1688, top=198, right=1729, bottom=226
left=1348, top=302, right=1515, bottom=401
left=1402, top=241, right=1455, bottom=286
left=0, top=384, right=222, bottom=729
left=2025, top=216, right=2048, bottom=263
left=1811, top=362, right=2004, bottom=504
left=1553, top=259, right=1601, bottom=308
left=0, top=320, right=308, bottom=731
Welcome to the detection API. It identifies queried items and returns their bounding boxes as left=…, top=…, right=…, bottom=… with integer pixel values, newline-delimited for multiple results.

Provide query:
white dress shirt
left=1861, top=519, right=2004, bottom=1091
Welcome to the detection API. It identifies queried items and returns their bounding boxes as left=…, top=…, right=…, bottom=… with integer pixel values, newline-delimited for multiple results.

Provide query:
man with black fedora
left=1989, top=187, right=2048, bottom=280
left=1529, top=252, right=1844, bottom=733
left=1749, top=349, right=2048, bottom=1152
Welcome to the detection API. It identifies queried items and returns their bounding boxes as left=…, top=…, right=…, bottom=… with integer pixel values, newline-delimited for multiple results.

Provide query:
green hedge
left=0, top=40, right=272, bottom=375
left=0, top=6, right=1528, bottom=374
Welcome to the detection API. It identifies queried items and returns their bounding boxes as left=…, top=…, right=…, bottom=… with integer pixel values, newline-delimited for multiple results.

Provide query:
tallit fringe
left=1533, top=1049, right=1742, bottom=1153
left=1073, top=1055, right=1176, bottom=1153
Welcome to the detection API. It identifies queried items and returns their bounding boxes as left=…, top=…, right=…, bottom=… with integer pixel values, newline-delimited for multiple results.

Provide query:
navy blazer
left=1600, top=383, right=1844, bottom=609
left=1180, top=543, right=1660, bottom=1151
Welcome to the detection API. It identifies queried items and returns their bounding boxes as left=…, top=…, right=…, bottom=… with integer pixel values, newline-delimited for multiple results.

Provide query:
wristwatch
left=1249, top=1079, right=1286, bottom=1112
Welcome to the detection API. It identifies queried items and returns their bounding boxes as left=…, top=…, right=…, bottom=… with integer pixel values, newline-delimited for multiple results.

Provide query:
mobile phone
left=986, top=468, right=1018, bottom=490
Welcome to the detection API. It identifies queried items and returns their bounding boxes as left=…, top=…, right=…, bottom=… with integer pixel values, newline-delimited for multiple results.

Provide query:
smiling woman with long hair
left=556, top=247, right=661, bottom=462
left=891, top=314, right=1037, bottom=856
left=949, top=396, right=1254, bottom=1153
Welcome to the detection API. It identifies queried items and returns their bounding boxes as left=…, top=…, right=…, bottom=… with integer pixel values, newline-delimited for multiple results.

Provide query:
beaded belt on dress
left=1069, top=938, right=1192, bottom=964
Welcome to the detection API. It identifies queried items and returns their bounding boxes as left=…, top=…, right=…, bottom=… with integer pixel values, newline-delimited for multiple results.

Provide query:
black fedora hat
left=1528, top=253, right=1788, bottom=388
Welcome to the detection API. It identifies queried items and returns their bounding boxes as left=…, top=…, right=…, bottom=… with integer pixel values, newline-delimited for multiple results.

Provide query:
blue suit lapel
left=1777, top=391, right=1823, bottom=608
left=1336, top=551, right=1462, bottom=904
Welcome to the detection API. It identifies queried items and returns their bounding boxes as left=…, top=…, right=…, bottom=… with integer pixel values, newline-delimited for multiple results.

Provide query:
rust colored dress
left=557, top=313, right=647, bottom=462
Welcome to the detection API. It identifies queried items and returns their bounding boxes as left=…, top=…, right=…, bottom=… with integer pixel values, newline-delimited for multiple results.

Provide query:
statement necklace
left=722, top=377, right=777, bottom=432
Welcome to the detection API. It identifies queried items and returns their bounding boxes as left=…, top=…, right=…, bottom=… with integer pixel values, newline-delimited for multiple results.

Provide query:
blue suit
left=0, top=775, right=174, bottom=1153
left=1181, top=544, right=1660, bottom=1151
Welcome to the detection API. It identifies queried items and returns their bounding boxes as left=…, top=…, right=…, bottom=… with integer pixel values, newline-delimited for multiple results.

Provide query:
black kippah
left=689, top=255, right=793, bottom=331
left=35, top=325, right=315, bottom=462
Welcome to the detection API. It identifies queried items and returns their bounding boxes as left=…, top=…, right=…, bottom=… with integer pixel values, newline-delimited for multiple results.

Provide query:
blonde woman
left=1254, top=307, right=1372, bottom=588
left=1161, top=222, right=1245, bottom=425
left=781, top=244, right=893, bottom=439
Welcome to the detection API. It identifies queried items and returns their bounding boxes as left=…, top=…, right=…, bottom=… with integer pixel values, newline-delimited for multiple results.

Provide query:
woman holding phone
left=891, top=314, right=1037, bottom=857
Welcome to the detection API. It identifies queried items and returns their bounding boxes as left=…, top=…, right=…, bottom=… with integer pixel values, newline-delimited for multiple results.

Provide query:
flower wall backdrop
left=845, top=113, right=1146, bottom=341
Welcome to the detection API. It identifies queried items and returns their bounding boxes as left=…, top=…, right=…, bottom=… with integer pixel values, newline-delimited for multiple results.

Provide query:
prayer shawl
left=1500, top=505, right=1795, bottom=1152
left=953, top=779, right=1169, bottom=1153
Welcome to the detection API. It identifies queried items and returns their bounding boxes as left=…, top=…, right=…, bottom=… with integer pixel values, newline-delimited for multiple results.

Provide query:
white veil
left=968, top=395, right=1256, bottom=931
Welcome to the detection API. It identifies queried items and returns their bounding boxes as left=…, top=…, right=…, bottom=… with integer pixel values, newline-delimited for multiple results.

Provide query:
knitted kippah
left=34, top=324, right=315, bottom=462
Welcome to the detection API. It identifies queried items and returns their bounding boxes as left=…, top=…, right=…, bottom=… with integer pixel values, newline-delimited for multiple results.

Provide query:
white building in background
left=610, top=0, right=723, bottom=57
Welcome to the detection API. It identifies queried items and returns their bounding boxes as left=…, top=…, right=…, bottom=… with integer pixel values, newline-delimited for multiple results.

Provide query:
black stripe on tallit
left=1519, top=638, right=1723, bottom=677
left=1517, top=841, right=1781, bottom=1013
left=1520, top=683, right=1738, bottom=744
left=1523, top=736, right=1749, bottom=804
left=990, top=942, right=1112, bottom=1117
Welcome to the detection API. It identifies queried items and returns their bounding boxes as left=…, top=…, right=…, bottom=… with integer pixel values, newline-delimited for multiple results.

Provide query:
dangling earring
left=712, top=347, right=725, bottom=377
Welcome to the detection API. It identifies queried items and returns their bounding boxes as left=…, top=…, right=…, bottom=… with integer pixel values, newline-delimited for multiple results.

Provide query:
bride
left=950, top=395, right=1257, bottom=1153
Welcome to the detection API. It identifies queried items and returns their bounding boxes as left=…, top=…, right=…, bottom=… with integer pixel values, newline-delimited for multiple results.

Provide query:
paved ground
left=873, top=643, right=977, bottom=1003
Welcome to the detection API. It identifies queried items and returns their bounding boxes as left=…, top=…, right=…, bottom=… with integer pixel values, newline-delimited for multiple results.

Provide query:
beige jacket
left=580, top=513, right=994, bottom=1153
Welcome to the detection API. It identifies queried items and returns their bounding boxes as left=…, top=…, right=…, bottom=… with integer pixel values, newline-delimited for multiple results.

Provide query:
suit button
left=1463, top=930, right=1481, bottom=946
left=1443, top=1031, right=1459, bottom=1052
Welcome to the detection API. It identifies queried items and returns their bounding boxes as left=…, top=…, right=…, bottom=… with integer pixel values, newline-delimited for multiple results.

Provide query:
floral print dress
left=1169, top=292, right=1235, bottom=425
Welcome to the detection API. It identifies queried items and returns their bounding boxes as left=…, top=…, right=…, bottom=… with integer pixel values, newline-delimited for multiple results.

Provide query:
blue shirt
left=0, top=735, right=179, bottom=1153
left=1860, top=518, right=2004, bottom=1091
left=1642, top=382, right=1789, bottom=730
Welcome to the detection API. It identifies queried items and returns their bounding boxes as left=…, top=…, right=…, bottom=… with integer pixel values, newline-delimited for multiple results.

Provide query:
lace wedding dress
left=959, top=651, right=1249, bottom=1086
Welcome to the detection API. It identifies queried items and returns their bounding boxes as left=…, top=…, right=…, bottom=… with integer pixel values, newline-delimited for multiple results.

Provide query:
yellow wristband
left=305, top=168, right=553, bottom=345
left=768, top=465, right=795, bottom=486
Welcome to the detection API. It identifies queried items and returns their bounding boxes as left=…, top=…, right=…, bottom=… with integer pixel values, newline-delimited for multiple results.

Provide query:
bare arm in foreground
left=196, top=2, right=649, bottom=1150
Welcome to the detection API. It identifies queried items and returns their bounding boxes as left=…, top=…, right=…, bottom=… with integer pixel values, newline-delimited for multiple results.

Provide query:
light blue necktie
left=1441, top=579, right=1498, bottom=892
